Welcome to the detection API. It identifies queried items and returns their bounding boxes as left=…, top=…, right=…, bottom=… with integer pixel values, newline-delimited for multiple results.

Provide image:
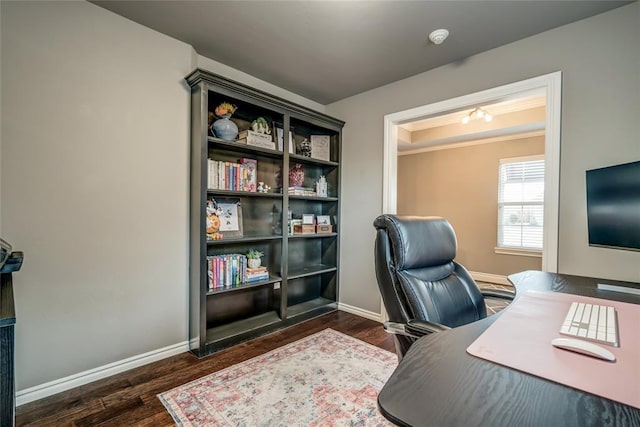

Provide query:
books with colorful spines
left=246, top=273, right=269, bottom=283
left=207, top=159, right=215, bottom=189
left=246, top=266, right=269, bottom=282
left=207, top=256, right=213, bottom=290
left=288, top=186, right=316, bottom=196
left=239, top=158, right=257, bottom=192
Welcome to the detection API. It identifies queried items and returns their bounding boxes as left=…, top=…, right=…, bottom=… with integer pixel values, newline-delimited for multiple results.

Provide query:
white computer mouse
left=551, top=337, right=616, bottom=362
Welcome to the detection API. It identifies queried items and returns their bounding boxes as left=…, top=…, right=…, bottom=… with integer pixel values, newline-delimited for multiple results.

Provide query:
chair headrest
left=373, top=215, right=457, bottom=270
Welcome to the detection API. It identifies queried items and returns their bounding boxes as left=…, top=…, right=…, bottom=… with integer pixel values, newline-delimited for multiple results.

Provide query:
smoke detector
left=429, top=29, right=449, bottom=45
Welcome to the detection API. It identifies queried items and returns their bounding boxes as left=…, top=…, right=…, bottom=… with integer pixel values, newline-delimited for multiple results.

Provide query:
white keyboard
left=559, top=302, right=619, bottom=347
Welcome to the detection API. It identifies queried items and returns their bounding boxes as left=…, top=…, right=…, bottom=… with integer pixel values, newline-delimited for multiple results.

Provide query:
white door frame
left=382, top=71, right=562, bottom=280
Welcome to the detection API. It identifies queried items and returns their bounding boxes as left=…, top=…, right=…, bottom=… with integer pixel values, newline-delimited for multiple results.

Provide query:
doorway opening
left=382, top=72, right=562, bottom=273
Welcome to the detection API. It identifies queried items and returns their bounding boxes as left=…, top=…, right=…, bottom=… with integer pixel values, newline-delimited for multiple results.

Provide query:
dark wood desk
left=377, top=271, right=640, bottom=427
left=1, top=273, right=17, bottom=427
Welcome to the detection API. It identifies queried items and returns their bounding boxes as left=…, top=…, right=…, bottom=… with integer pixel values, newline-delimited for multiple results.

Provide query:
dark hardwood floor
left=16, top=311, right=395, bottom=426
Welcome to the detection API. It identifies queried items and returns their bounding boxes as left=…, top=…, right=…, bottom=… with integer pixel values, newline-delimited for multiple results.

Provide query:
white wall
left=327, top=2, right=640, bottom=313
left=1, top=0, right=323, bottom=395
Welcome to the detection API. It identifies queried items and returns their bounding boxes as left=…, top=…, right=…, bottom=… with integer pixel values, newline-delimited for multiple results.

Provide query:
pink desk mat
left=467, top=290, right=640, bottom=408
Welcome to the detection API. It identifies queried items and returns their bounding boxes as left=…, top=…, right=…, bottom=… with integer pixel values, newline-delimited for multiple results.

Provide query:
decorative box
left=294, top=224, right=315, bottom=234
left=316, top=224, right=333, bottom=234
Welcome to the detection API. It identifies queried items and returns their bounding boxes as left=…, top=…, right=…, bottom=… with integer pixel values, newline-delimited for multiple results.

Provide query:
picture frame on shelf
left=302, top=214, right=315, bottom=225
left=310, top=135, right=330, bottom=161
left=215, top=197, right=243, bottom=238
left=317, top=215, right=331, bottom=225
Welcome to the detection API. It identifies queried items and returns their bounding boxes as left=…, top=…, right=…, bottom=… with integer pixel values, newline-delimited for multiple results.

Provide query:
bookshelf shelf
left=187, top=69, right=344, bottom=357
left=205, top=311, right=282, bottom=347
left=208, top=137, right=283, bottom=159
left=287, top=297, right=337, bottom=318
left=206, top=235, right=283, bottom=246
left=207, top=189, right=283, bottom=198
left=289, top=154, right=339, bottom=167
left=288, top=264, right=337, bottom=280
left=288, top=195, right=338, bottom=202
left=207, top=276, right=281, bottom=296
left=289, top=233, right=338, bottom=240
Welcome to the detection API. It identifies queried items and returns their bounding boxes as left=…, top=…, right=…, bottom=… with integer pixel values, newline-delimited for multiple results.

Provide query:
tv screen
left=586, top=160, right=640, bottom=251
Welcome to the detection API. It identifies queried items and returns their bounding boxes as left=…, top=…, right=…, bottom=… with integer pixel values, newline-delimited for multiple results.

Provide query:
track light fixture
left=462, top=107, right=493, bottom=124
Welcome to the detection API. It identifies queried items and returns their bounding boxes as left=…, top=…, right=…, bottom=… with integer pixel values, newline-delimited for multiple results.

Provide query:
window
left=498, top=156, right=545, bottom=251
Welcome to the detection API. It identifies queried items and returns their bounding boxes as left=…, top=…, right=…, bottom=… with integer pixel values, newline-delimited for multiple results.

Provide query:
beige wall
left=397, top=136, right=544, bottom=276
left=327, top=2, right=640, bottom=313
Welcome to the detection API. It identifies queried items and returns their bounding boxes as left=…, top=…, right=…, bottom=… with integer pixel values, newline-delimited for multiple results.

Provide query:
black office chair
left=373, top=214, right=514, bottom=360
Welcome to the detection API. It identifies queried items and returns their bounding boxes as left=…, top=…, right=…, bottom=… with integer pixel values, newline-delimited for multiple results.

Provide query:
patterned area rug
left=477, top=282, right=515, bottom=315
left=159, top=329, right=397, bottom=426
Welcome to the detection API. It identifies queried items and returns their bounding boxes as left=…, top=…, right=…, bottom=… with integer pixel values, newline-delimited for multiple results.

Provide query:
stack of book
left=208, top=157, right=257, bottom=192
left=237, top=130, right=276, bottom=150
left=207, top=254, right=247, bottom=291
left=288, top=186, right=316, bottom=196
left=246, top=266, right=269, bottom=282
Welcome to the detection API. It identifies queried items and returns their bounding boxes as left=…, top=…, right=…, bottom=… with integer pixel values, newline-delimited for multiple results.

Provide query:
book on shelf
left=237, top=130, right=275, bottom=149
left=239, top=158, right=257, bottom=192
left=207, top=254, right=247, bottom=290
left=246, top=270, right=269, bottom=282
left=208, top=158, right=258, bottom=192
left=288, top=186, right=317, bottom=196
left=206, top=254, right=272, bottom=289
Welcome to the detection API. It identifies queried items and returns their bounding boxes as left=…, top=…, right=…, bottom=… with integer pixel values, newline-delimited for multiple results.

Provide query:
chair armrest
left=481, top=289, right=515, bottom=301
left=407, top=319, right=450, bottom=336
left=383, top=319, right=450, bottom=339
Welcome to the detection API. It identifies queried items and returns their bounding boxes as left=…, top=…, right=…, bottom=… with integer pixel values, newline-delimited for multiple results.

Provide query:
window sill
left=494, top=247, right=542, bottom=258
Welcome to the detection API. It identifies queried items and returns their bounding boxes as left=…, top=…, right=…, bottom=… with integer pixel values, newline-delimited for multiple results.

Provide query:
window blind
left=498, top=157, right=545, bottom=250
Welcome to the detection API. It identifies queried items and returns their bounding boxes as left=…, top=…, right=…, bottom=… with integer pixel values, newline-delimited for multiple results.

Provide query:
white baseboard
left=469, top=271, right=512, bottom=286
left=16, top=341, right=189, bottom=406
left=338, top=302, right=383, bottom=323
left=17, top=306, right=381, bottom=406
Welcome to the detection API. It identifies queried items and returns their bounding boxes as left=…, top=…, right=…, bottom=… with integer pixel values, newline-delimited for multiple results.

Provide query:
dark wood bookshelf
left=187, top=68, right=344, bottom=357
left=207, top=276, right=282, bottom=296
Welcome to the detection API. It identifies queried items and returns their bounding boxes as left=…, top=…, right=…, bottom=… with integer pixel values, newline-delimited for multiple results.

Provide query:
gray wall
left=2, top=0, right=638, bottom=394
left=1, top=0, right=193, bottom=390
left=1, top=1, right=321, bottom=391
left=327, top=2, right=640, bottom=313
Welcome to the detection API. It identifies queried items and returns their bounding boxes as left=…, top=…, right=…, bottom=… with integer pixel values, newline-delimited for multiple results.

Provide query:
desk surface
left=377, top=271, right=640, bottom=427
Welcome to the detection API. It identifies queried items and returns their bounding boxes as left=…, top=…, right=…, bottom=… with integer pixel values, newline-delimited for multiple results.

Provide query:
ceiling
left=397, top=92, right=547, bottom=153
left=91, top=1, right=631, bottom=105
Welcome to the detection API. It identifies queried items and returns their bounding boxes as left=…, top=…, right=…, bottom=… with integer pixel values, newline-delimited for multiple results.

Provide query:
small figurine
left=251, top=117, right=271, bottom=135
left=257, top=182, right=271, bottom=193
left=206, top=200, right=224, bottom=240
left=299, top=138, right=312, bottom=157
left=316, top=176, right=328, bottom=197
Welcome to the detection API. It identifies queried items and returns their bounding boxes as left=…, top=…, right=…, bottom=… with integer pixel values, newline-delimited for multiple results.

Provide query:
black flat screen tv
left=585, top=160, right=640, bottom=252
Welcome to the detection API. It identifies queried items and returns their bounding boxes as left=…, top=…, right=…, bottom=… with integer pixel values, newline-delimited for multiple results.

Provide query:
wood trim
left=16, top=341, right=189, bottom=406
left=338, top=303, right=383, bottom=323
left=185, top=68, right=344, bottom=128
